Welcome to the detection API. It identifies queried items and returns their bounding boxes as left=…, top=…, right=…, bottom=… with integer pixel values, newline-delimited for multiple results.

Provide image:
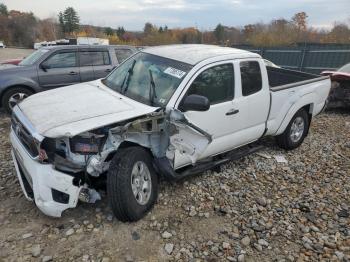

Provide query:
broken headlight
left=70, top=132, right=106, bottom=155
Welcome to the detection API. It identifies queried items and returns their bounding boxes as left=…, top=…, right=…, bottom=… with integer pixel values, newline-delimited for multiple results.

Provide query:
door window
left=44, top=52, right=77, bottom=68
left=79, top=51, right=111, bottom=66
left=186, top=64, right=234, bottom=105
left=115, top=49, right=134, bottom=63
left=240, top=61, right=262, bottom=96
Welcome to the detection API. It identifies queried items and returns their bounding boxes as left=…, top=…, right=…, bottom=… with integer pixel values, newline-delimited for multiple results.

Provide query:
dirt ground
left=0, top=48, right=34, bottom=62
left=0, top=109, right=349, bottom=262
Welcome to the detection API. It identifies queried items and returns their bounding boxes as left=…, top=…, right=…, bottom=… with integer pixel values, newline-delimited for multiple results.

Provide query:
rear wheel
left=276, top=109, right=309, bottom=150
left=2, top=87, right=33, bottom=114
left=107, top=147, right=158, bottom=222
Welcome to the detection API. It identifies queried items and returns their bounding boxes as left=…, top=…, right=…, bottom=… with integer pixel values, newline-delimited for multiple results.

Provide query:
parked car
left=0, top=58, right=23, bottom=66
left=321, top=63, right=350, bottom=108
left=0, top=41, right=5, bottom=48
left=10, top=44, right=330, bottom=221
left=0, top=45, right=137, bottom=113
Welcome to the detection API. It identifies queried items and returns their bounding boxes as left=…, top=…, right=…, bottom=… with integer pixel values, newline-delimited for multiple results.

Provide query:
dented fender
left=86, top=109, right=212, bottom=176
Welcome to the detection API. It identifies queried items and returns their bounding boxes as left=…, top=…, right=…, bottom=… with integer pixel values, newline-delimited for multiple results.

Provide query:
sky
left=2, top=0, right=350, bottom=31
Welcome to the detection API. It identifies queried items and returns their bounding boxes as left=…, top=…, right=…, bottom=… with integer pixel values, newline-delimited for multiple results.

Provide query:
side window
left=45, top=52, right=77, bottom=68
left=240, top=61, right=262, bottom=96
left=79, top=51, right=92, bottom=66
left=186, top=64, right=234, bottom=105
left=115, top=49, right=134, bottom=63
left=79, top=51, right=111, bottom=66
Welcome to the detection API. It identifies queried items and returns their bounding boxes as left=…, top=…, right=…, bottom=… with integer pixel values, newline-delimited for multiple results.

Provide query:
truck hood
left=18, top=80, right=158, bottom=138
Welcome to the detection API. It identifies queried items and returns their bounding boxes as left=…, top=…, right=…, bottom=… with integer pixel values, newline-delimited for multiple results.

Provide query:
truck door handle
left=105, top=69, right=112, bottom=72
left=226, top=109, right=239, bottom=115
left=68, top=71, right=78, bottom=75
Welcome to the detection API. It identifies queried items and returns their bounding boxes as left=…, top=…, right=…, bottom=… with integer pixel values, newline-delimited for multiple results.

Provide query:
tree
left=325, top=23, right=350, bottom=43
left=58, top=7, right=79, bottom=35
left=104, top=27, right=114, bottom=36
left=116, top=26, right=125, bottom=38
left=7, top=11, right=38, bottom=47
left=214, top=23, right=225, bottom=43
left=158, top=26, right=164, bottom=33
left=292, top=12, right=308, bottom=31
left=0, top=3, right=8, bottom=16
left=143, top=22, right=154, bottom=35
left=37, top=18, right=59, bottom=41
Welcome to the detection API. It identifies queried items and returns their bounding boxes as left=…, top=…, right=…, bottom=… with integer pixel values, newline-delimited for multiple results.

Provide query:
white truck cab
left=10, top=45, right=331, bottom=221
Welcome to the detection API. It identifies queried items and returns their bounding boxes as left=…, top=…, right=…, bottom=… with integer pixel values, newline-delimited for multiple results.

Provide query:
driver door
left=38, top=50, right=80, bottom=89
left=173, top=62, right=245, bottom=168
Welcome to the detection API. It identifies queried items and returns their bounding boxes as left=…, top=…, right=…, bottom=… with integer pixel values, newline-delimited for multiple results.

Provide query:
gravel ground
left=0, top=48, right=34, bottom=62
left=0, top=110, right=349, bottom=262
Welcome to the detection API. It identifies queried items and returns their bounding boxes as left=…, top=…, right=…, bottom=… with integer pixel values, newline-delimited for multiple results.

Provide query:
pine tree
left=0, top=3, right=8, bottom=16
left=58, top=7, right=79, bottom=35
left=116, top=26, right=125, bottom=38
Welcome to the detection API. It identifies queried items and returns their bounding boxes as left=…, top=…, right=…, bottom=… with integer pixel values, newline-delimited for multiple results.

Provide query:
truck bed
left=265, top=66, right=331, bottom=137
left=267, top=67, right=329, bottom=91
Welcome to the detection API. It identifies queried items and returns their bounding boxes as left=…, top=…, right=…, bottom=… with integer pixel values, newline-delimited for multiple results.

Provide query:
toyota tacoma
left=10, top=44, right=331, bottom=221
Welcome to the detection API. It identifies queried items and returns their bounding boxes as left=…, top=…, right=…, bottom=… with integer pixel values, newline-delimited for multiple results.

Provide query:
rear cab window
left=240, top=61, right=262, bottom=96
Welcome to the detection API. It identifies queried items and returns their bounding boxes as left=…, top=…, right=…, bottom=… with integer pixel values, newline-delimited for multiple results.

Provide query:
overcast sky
left=2, top=0, right=350, bottom=31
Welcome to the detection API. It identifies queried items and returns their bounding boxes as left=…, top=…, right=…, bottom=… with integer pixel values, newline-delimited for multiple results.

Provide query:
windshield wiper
left=121, top=59, right=136, bottom=94
left=148, top=69, right=157, bottom=106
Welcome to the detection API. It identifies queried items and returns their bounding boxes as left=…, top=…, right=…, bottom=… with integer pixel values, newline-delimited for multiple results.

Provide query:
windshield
left=102, top=52, right=192, bottom=107
left=19, top=49, right=49, bottom=66
left=338, top=63, right=350, bottom=73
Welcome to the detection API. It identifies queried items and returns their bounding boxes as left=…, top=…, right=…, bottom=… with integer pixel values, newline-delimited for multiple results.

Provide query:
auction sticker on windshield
left=164, top=67, right=186, bottom=79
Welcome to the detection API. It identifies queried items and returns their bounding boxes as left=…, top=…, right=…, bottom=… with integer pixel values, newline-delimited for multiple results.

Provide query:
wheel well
left=104, top=141, right=153, bottom=162
left=301, top=104, right=313, bottom=125
left=0, top=85, right=35, bottom=107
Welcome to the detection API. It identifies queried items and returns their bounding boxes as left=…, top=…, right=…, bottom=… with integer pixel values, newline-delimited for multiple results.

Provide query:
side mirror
left=180, top=94, right=210, bottom=112
left=40, top=62, right=50, bottom=71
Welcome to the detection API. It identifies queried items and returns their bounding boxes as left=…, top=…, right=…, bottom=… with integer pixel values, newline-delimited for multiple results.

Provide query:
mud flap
left=168, top=110, right=212, bottom=165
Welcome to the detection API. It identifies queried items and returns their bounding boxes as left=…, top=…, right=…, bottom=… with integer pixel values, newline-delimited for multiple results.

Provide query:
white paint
left=10, top=45, right=331, bottom=217
left=11, top=130, right=81, bottom=217
left=18, top=80, right=158, bottom=138
left=144, top=44, right=259, bottom=65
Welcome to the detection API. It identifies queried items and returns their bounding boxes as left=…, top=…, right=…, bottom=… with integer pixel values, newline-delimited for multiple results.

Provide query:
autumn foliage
left=0, top=3, right=349, bottom=48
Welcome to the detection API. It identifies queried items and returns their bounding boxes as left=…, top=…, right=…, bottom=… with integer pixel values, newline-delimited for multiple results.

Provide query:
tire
left=2, top=87, right=33, bottom=114
left=276, top=109, right=309, bottom=150
left=107, top=147, right=158, bottom=222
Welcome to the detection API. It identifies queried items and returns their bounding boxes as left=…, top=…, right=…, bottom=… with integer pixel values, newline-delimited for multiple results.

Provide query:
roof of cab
left=143, top=44, right=260, bottom=65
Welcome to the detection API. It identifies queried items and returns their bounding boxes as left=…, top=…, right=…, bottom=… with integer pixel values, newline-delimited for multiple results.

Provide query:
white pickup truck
left=10, top=45, right=331, bottom=221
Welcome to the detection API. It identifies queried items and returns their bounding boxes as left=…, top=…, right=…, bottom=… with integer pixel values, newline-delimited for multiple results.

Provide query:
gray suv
left=0, top=45, right=137, bottom=113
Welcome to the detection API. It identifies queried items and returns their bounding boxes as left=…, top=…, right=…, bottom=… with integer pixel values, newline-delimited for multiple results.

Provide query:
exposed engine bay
left=36, top=109, right=211, bottom=203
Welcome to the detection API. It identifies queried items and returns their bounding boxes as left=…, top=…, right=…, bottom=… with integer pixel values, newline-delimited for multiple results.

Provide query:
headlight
left=70, top=132, right=105, bottom=154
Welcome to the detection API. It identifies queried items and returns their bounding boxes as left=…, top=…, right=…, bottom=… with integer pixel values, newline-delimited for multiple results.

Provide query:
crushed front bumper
left=10, top=130, right=82, bottom=217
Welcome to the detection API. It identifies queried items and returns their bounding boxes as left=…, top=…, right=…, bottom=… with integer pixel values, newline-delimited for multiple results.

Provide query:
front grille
left=12, top=114, right=39, bottom=158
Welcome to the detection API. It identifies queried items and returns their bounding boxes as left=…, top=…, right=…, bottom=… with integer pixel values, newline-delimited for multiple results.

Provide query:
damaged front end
left=45, top=108, right=212, bottom=183
left=11, top=106, right=212, bottom=217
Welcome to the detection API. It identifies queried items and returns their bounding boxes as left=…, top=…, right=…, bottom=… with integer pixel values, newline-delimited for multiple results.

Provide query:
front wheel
left=107, top=147, right=158, bottom=222
left=276, top=109, right=310, bottom=150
